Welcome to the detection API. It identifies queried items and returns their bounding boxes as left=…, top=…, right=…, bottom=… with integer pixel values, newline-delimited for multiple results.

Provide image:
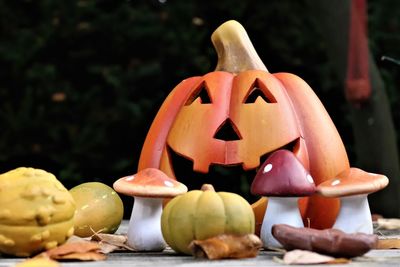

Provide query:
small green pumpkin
left=161, top=184, right=255, bottom=254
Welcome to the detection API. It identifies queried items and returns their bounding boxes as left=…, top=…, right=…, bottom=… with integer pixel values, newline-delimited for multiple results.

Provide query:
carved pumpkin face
left=165, top=71, right=301, bottom=174
left=139, top=68, right=350, bottom=230
left=139, top=20, right=350, bottom=230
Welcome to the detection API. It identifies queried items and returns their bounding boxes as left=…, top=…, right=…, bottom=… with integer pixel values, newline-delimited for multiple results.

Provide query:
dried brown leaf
left=65, top=234, right=127, bottom=254
left=376, top=218, right=400, bottom=230
left=92, top=233, right=127, bottom=244
left=53, top=252, right=106, bottom=261
left=14, top=258, right=60, bottom=267
left=46, top=242, right=100, bottom=257
left=35, top=241, right=105, bottom=261
left=276, top=250, right=350, bottom=265
left=328, top=258, right=351, bottom=264
left=96, top=242, right=121, bottom=254
left=377, top=238, right=400, bottom=249
left=91, top=233, right=135, bottom=252
left=283, top=249, right=341, bottom=265
left=189, top=234, right=262, bottom=260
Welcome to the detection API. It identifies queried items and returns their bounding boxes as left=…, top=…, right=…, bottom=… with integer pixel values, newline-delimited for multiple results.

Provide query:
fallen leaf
left=329, top=258, right=351, bottom=264
left=377, top=238, right=400, bottom=249
left=91, top=233, right=135, bottom=252
left=14, top=258, right=60, bottom=267
left=96, top=242, right=121, bottom=254
left=92, top=233, right=127, bottom=244
left=45, top=242, right=100, bottom=257
left=54, top=252, right=106, bottom=261
left=376, top=218, right=400, bottom=230
left=282, top=249, right=350, bottom=265
left=283, top=250, right=334, bottom=264
left=189, top=234, right=262, bottom=260
left=35, top=241, right=106, bottom=261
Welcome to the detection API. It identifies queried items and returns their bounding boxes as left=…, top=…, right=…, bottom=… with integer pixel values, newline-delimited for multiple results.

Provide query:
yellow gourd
left=161, top=184, right=255, bottom=254
left=0, top=167, right=76, bottom=257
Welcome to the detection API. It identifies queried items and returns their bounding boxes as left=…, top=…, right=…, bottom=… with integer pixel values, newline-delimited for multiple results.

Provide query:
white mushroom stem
left=260, top=197, right=304, bottom=248
left=332, top=194, right=373, bottom=234
left=127, top=197, right=166, bottom=251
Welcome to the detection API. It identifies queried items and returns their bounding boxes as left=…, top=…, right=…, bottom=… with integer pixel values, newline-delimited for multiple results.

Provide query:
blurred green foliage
left=369, top=0, right=400, bottom=133
left=0, top=0, right=398, bottom=192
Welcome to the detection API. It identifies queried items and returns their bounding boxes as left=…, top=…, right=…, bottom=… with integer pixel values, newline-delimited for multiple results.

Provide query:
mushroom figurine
left=317, top=167, right=388, bottom=234
left=113, top=168, right=187, bottom=251
left=251, top=149, right=316, bottom=248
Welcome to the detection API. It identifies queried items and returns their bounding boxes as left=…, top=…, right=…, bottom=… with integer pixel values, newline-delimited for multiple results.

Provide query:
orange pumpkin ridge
left=138, top=70, right=350, bottom=230
left=275, top=72, right=350, bottom=229
left=138, top=77, right=201, bottom=174
left=138, top=20, right=351, bottom=231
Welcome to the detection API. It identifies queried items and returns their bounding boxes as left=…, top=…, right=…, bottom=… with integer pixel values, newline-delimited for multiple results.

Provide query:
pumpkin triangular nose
left=214, top=119, right=242, bottom=141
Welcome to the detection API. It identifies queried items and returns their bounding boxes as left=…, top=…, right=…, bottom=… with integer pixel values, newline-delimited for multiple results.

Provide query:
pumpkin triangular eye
left=185, top=82, right=212, bottom=105
left=244, top=80, right=276, bottom=104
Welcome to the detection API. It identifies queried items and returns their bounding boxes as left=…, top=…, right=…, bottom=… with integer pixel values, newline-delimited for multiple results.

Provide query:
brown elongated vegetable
left=272, top=224, right=378, bottom=258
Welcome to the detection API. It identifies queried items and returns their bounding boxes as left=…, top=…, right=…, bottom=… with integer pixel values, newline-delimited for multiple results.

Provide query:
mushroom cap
left=250, top=149, right=316, bottom=197
left=317, top=167, right=389, bottom=197
left=113, top=168, right=188, bottom=198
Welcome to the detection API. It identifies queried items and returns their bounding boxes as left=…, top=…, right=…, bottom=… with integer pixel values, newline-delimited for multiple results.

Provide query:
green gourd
left=161, top=184, right=255, bottom=255
left=70, top=182, right=124, bottom=237
left=0, top=167, right=76, bottom=257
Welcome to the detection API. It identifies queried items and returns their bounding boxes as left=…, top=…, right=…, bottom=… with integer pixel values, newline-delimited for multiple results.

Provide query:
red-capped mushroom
left=113, top=168, right=187, bottom=251
left=251, top=149, right=316, bottom=248
left=317, top=167, right=388, bottom=234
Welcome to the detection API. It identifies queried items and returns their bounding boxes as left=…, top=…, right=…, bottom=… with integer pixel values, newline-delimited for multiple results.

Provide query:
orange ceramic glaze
left=167, top=71, right=301, bottom=173
left=138, top=20, right=350, bottom=231
left=138, top=77, right=201, bottom=172
left=138, top=70, right=349, bottom=230
left=275, top=73, right=350, bottom=229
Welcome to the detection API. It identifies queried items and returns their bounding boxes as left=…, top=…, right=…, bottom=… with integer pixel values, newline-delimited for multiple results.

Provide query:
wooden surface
left=2, top=221, right=400, bottom=267
left=3, top=248, right=400, bottom=267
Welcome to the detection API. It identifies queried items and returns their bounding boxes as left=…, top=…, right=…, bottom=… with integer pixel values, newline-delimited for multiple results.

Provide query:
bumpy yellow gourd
left=161, top=184, right=255, bottom=254
left=0, top=167, right=76, bottom=257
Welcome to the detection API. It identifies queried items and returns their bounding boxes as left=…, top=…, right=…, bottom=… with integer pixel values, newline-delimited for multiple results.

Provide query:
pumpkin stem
left=201, top=184, right=215, bottom=192
left=211, top=20, right=268, bottom=73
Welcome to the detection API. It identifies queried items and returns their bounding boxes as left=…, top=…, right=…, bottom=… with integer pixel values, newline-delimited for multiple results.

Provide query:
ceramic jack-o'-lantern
left=138, top=20, right=353, bottom=232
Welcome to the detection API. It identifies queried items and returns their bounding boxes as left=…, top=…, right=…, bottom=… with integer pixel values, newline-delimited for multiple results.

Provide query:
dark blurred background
left=0, top=0, right=399, bottom=216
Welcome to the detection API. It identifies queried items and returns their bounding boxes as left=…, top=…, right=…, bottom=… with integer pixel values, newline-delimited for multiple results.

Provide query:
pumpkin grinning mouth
left=167, top=138, right=300, bottom=203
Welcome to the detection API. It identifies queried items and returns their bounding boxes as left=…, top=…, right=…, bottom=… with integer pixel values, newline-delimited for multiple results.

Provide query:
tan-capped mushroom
left=113, top=168, right=187, bottom=251
left=251, top=149, right=316, bottom=248
left=317, top=167, right=388, bottom=234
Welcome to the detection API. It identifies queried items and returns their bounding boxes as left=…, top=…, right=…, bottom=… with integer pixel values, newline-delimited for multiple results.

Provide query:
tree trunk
left=310, top=0, right=400, bottom=217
